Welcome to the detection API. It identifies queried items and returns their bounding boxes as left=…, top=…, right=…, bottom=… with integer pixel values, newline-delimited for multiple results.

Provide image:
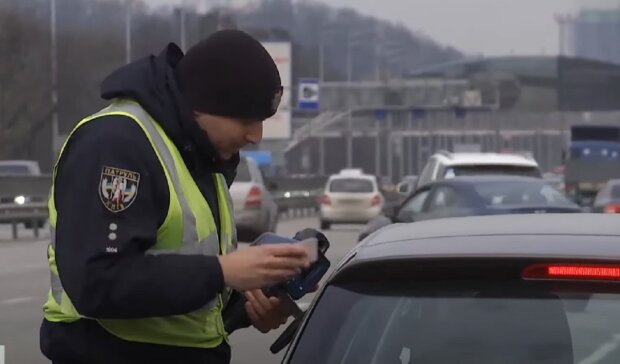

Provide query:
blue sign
left=412, top=108, right=427, bottom=120
left=241, top=151, right=273, bottom=166
left=374, top=110, right=387, bottom=121
left=298, top=79, right=319, bottom=111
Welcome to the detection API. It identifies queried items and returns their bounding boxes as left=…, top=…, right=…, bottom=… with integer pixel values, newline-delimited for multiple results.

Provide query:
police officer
left=40, top=30, right=311, bottom=364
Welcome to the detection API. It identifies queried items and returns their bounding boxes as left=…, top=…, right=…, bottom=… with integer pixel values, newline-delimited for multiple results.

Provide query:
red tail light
left=523, top=264, right=620, bottom=281
left=371, top=194, right=381, bottom=206
left=605, top=204, right=620, bottom=214
left=245, top=186, right=262, bottom=207
left=320, top=195, right=331, bottom=205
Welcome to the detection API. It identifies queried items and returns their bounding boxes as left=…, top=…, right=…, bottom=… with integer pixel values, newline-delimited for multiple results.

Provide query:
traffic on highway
left=3, top=0, right=620, bottom=363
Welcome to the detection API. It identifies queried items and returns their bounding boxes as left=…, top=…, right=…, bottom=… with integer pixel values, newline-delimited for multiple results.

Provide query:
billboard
left=261, top=42, right=292, bottom=139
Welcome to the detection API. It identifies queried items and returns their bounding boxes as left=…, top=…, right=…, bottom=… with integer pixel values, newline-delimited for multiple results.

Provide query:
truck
left=564, top=125, right=620, bottom=207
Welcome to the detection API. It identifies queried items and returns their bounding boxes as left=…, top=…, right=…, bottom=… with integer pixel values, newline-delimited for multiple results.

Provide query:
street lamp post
left=125, top=0, right=132, bottom=64
left=50, top=0, right=59, bottom=156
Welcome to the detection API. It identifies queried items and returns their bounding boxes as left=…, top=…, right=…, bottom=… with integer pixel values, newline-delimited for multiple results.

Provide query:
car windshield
left=445, top=165, right=541, bottom=178
left=235, top=159, right=252, bottom=182
left=0, top=165, right=31, bottom=175
left=473, top=181, right=574, bottom=207
left=290, top=281, right=620, bottom=364
left=329, top=178, right=374, bottom=193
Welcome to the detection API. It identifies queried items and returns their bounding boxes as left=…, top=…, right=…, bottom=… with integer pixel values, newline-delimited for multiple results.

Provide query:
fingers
left=245, top=301, right=268, bottom=333
left=245, top=290, right=272, bottom=319
left=265, top=244, right=311, bottom=263
left=264, top=257, right=306, bottom=272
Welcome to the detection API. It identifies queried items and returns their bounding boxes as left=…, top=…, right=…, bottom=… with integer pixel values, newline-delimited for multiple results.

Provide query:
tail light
left=320, top=195, right=331, bottom=206
left=371, top=194, right=381, bottom=206
left=245, top=186, right=262, bottom=207
left=605, top=204, right=620, bottom=214
left=523, top=264, right=620, bottom=281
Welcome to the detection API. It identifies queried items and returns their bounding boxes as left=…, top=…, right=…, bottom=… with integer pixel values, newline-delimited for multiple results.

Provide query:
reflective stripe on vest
left=43, top=99, right=237, bottom=348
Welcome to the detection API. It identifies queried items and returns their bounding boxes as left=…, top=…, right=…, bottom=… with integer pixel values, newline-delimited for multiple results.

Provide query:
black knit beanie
left=177, top=29, right=283, bottom=120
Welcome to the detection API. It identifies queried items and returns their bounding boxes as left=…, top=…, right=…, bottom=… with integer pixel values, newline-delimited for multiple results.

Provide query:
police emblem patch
left=99, top=166, right=140, bottom=213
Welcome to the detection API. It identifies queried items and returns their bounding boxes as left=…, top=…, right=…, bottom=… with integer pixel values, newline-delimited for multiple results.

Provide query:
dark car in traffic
left=592, top=179, right=620, bottom=214
left=283, top=214, right=620, bottom=364
left=359, top=176, right=581, bottom=241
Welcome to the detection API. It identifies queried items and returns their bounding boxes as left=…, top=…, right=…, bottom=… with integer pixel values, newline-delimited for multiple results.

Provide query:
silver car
left=230, top=157, right=278, bottom=241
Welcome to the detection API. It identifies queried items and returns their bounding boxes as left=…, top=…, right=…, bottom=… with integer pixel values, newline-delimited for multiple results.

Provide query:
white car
left=230, top=157, right=278, bottom=241
left=319, top=170, right=384, bottom=230
left=0, top=160, right=41, bottom=176
left=416, top=151, right=541, bottom=188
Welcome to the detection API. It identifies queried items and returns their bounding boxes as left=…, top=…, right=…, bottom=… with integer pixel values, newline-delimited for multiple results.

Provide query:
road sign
left=298, top=79, right=319, bottom=111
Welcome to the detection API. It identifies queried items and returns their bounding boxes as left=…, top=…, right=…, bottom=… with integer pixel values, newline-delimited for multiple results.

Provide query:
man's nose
left=246, top=122, right=263, bottom=145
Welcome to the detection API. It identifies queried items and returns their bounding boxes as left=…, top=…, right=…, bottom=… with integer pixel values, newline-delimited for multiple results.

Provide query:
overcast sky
left=149, top=0, right=620, bottom=56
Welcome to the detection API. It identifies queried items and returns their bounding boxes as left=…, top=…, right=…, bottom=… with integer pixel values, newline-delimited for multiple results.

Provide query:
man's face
left=194, top=112, right=263, bottom=160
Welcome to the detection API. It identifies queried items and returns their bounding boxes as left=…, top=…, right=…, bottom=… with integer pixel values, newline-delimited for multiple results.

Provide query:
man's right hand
left=218, top=244, right=311, bottom=292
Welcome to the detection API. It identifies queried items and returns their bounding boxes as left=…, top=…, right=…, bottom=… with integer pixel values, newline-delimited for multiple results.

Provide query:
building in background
left=559, top=8, right=620, bottom=65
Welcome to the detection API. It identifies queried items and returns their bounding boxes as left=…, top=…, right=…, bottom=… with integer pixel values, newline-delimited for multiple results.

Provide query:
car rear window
left=446, top=165, right=541, bottom=178
left=289, top=281, right=620, bottom=364
left=235, top=159, right=252, bottom=182
left=329, top=178, right=374, bottom=193
left=474, top=181, right=574, bottom=207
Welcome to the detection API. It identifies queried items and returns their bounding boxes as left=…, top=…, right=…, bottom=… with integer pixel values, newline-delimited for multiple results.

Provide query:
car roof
left=433, top=175, right=544, bottom=186
left=347, top=214, right=620, bottom=264
left=433, top=152, right=539, bottom=167
left=328, top=174, right=376, bottom=182
left=0, top=160, right=39, bottom=166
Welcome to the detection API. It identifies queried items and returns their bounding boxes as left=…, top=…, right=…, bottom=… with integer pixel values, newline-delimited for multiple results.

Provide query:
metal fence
left=0, top=175, right=51, bottom=239
left=284, top=109, right=620, bottom=183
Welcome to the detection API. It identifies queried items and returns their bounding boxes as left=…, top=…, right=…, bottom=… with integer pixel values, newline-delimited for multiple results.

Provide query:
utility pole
left=50, top=0, right=59, bottom=156
left=180, top=6, right=187, bottom=52
left=125, top=0, right=132, bottom=64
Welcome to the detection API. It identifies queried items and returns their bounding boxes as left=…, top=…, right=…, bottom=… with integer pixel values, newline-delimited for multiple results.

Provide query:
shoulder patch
left=99, top=166, right=140, bottom=213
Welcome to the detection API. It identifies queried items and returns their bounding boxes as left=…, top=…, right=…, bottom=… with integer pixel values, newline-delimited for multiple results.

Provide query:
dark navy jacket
left=40, top=43, right=247, bottom=364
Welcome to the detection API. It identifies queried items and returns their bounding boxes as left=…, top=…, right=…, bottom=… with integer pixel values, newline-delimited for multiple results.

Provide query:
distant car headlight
left=284, top=192, right=291, bottom=198
left=14, top=195, right=26, bottom=205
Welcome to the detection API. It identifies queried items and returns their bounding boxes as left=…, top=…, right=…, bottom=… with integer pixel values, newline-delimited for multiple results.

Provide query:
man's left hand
left=244, top=289, right=289, bottom=333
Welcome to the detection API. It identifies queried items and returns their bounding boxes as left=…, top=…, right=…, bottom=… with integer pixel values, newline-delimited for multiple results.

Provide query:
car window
left=427, top=186, right=461, bottom=211
left=474, top=181, right=574, bottom=207
left=612, top=185, right=620, bottom=199
left=398, top=183, right=411, bottom=194
left=417, top=159, right=436, bottom=187
left=289, top=281, right=620, bottom=364
left=0, top=165, right=31, bottom=175
left=329, top=178, right=374, bottom=193
left=446, top=165, right=541, bottom=178
left=235, top=159, right=252, bottom=182
left=398, top=189, right=430, bottom=218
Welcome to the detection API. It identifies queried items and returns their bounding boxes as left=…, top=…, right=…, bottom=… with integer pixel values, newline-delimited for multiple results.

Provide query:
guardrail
left=0, top=202, right=49, bottom=239
left=0, top=175, right=51, bottom=240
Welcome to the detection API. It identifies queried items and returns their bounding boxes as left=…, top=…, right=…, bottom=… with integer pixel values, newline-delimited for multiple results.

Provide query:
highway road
left=0, top=217, right=362, bottom=364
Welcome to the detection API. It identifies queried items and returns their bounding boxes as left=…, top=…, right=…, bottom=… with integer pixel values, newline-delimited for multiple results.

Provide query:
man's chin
left=219, top=152, right=236, bottom=161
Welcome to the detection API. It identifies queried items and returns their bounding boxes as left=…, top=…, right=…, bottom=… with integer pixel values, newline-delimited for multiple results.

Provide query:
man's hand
left=218, top=244, right=311, bottom=292
left=244, top=290, right=289, bottom=333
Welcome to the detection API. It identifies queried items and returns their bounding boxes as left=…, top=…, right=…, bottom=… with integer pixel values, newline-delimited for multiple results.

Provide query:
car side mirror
left=397, top=183, right=409, bottom=194
left=395, top=209, right=417, bottom=223
left=267, top=181, right=278, bottom=191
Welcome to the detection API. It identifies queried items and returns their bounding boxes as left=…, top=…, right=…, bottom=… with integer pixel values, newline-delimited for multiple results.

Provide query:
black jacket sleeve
left=54, top=115, right=225, bottom=319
